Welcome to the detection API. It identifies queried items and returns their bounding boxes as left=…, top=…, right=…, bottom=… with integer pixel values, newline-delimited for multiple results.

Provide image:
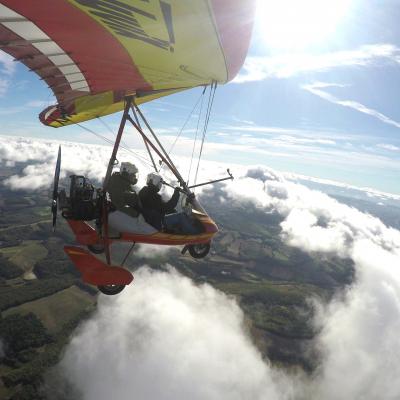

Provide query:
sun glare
left=256, top=0, right=352, bottom=51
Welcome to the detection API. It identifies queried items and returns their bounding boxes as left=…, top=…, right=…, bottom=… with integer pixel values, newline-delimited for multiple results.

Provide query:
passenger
left=139, top=172, right=180, bottom=230
left=139, top=172, right=201, bottom=234
left=107, top=162, right=140, bottom=217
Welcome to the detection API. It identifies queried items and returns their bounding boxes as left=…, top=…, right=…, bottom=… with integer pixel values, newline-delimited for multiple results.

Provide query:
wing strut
left=131, top=102, right=158, bottom=172
left=131, top=103, right=189, bottom=192
left=102, top=96, right=134, bottom=264
left=103, top=96, right=134, bottom=190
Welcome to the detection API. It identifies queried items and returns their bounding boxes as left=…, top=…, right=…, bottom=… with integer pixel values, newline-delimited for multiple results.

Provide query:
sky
left=1, top=0, right=400, bottom=195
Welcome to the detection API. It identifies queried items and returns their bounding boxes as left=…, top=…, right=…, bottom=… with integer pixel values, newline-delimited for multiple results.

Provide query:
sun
left=256, top=0, right=352, bottom=51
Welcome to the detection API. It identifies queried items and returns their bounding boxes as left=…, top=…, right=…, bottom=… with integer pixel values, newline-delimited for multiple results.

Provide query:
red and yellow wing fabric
left=0, top=0, right=255, bottom=127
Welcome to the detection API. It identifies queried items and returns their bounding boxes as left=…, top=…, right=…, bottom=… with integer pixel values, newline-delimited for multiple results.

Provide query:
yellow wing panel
left=68, top=0, right=227, bottom=88
left=45, top=88, right=184, bottom=128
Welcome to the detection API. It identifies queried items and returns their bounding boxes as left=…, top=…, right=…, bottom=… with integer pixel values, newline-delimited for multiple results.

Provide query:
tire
left=188, top=243, right=211, bottom=259
left=87, top=243, right=105, bottom=254
left=97, top=284, right=125, bottom=295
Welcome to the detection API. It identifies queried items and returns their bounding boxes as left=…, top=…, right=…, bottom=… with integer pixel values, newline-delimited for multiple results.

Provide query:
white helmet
left=120, top=162, right=138, bottom=175
left=146, top=172, right=163, bottom=190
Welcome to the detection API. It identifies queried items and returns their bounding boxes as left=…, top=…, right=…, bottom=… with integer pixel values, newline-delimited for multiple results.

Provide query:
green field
left=0, top=240, right=48, bottom=273
left=3, top=285, right=96, bottom=334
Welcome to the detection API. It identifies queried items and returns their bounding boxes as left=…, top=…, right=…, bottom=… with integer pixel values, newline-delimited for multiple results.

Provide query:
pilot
left=107, top=162, right=140, bottom=217
left=139, top=172, right=180, bottom=230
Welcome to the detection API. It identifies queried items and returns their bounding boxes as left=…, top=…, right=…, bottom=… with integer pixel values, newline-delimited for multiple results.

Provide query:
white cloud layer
left=283, top=171, right=400, bottom=202
left=222, top=170, right=400, bottom=398
left=235, top=44, right=400, bottom=82
left=377, top=143, right=400, bottom=151
left=2, top=137, right=400, bottom=399
left=0, top=137, right=111, bottom=190
left=46, top=267, right=291, bottom=400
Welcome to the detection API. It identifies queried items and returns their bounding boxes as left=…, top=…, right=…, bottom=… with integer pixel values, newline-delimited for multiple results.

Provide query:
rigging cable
left=75, top=121, right=154, bottom=168
left=131, top=104, right=158, bottom=172
left=97, top=115, right=156, bottom=169
left=166, top=87, right=205, bottom=157
left=187, top=86, right=206, bottom=184
left=193, top=81, right=217, bottom=187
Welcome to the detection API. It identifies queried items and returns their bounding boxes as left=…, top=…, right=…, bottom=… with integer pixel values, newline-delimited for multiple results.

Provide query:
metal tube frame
left=101, top=95, right=196, bottom=262
left=132, top=103, right=189, bottom=192
left=131, top=103, right=158, bottom=172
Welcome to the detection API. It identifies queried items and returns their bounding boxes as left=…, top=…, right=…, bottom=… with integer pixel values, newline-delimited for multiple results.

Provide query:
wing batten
left=0, top=3, right=91, bottom=95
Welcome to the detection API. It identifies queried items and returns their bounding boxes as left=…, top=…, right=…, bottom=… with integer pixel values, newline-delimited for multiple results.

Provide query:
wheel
left=87, top=243, right=105, bottom=254
left=188, top=243, right=211, bottom=259
left=97, top=284, right=125, bottom=295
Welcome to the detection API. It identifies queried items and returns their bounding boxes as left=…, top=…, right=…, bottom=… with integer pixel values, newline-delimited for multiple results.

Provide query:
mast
left=103, top=96, right=134, bottom=190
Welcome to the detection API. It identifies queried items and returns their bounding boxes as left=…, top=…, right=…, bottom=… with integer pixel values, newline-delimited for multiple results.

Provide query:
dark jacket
left=107, top=172, right=139, bottom=217
left=139, top=185, right=180, bottom=230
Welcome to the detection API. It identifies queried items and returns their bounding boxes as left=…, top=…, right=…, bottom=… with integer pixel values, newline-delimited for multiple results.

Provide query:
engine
left=58, top=175, right=101, bottom=221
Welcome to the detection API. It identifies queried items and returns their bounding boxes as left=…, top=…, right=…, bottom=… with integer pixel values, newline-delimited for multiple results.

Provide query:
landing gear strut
left=87, top=243, right=105, bottom=254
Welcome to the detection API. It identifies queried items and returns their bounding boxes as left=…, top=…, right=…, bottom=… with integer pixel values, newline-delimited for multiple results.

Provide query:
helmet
left=120, top=162, right=138, bottom=185
left=120, top=162, right=138, bottom=175
left=146, top=172, right=163, bottom=191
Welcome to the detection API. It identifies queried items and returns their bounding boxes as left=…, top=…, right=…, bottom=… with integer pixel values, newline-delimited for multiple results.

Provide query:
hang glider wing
left=0, top=0, right=255, bottom=127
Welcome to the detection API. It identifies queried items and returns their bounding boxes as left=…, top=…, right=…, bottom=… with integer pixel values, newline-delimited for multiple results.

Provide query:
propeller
left=52, top=146, right=61, bottom=231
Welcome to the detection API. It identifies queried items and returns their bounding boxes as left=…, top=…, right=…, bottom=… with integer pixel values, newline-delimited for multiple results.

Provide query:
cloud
left=3, top=138, right=400, bottom=398
left=0, top=135, right=233, bottom=193
left=0, top=100, right=55, bottom=115
left=310, top=241, right=400, bottom=399
left=276, top=135, right=336, bottom=146
left=45, top=267, right=290, bottom=400
left=1, top=134, right=399, bottom=201
left=0, top=78, right=8, bottom=97
left=377, top=143, right=400, bottom=151
left=283, top=171, right=400, bottom=202
left=0, top=51, right=15, bottom=97
left=0, top=51, right=15, bottom=76
left=302, top=82, right=400, bottom=129
left=43, top=163, right=400, bottom=399
left=221, top=170, right=400, bottom=397
left=135, top=243, right=173, bottom=259
left=0, top=137, right=111, bottom=190
left=25, top=100, right=52, bottom=108
left=235, top=44, right=400, bottom=82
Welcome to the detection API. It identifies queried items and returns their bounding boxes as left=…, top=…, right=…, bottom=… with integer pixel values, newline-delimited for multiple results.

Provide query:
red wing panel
left=64, top=246, right=133, bottom=286
left=1, top=0, right=149, bottom=102
left=210, top=0, right=256, bottom=81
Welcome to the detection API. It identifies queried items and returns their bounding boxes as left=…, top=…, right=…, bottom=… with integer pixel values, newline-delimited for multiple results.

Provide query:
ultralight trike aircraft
left=52, top=97, right=235, bottom=295
left=0, top=0, right=256, bottom=294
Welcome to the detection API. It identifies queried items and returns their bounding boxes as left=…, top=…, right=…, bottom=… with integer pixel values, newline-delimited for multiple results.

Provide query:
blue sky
left=1, top=0, right=400, bottom=194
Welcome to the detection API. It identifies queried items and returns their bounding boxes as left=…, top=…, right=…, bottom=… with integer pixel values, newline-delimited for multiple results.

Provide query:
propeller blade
left=52, top=146, right=61, bottom=231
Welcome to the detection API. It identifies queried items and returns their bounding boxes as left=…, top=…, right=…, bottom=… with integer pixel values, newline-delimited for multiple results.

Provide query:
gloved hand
left=187, top=192, right=195, bottom=202
left=174, top=187, right=181, bottom=194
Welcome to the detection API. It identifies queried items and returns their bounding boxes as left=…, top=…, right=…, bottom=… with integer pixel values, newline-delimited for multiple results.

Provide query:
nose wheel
left=182, top=242, right=211, bottom=259
left=97, top=284, right=126, bottom=295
